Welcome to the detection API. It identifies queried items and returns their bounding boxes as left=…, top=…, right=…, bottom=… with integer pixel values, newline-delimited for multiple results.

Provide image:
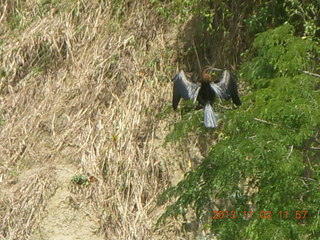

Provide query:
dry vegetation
left=0, top=0, right=209, bottom=239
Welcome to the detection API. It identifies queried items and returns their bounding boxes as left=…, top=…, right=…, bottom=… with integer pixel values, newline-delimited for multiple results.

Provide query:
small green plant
left=8, top=12, right=23, bottom=30
left=0, top=69, right=6, bottom=82
left=37, top=0, right=62, bottom=16
left=71, top=175, right=89, bottom=186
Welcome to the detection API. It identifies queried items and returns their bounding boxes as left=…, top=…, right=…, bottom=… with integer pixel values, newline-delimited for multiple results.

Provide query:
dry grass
left=0, top=168, right=57, bottom=239
left=0, top=0, right=202, bottom=239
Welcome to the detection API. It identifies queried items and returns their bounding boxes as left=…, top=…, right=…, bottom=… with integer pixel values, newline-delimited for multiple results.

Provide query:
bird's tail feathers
left=204, top=104, right=218, bottom=128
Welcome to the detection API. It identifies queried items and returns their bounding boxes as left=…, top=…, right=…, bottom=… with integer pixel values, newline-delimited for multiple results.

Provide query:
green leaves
left=164, top=100, right=206, bottom=143
left=242, top=24, right=318, bottom=84
left=159, top=24, right=320, bottom=239
left=71, top=175, right=90, bottom=186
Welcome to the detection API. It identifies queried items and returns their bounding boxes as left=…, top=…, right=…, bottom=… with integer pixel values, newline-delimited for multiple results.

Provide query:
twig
left=192, top=38, right=202, bottom=74
left=302, top=71, right=320, bottom=78
left=286, top=145, right=293, bottom=160
left=208, top=67, right=223, bottom=72
left=253, top=118, right=278, bottom=126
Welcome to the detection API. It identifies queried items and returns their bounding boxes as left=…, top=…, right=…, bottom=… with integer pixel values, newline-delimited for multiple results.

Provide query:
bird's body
left=197, top=81, right=216, bottom=105
left=172, top=67, right=241, bottom=128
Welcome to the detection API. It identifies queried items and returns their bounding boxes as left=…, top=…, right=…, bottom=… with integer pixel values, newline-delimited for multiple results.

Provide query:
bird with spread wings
left=172, top=67, right=241, bottom=128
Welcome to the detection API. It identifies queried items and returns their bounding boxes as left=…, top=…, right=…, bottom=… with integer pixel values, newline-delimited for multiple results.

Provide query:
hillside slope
left=0, top=1, right=204, bottom=239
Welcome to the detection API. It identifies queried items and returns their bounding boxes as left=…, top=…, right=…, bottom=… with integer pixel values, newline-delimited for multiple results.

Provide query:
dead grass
left=0, top=0, right=201, bottom=239
left=0, top=167, right=57, bottom=239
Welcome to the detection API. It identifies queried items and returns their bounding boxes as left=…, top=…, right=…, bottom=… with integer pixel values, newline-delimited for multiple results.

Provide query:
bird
left=172, top=67, right=241, bottom=128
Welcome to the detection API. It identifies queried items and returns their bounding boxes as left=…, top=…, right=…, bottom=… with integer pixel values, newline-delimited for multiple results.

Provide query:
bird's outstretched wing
left=172, top=70, right=200, bottom=109
left=211, top=70, right=241, bottom=106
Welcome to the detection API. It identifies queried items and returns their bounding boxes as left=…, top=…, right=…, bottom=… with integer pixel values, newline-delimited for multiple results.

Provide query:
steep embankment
left=0, top=1, right=206, bottom=239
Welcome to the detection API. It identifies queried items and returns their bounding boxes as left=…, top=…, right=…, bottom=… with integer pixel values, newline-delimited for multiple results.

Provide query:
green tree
left=159, top=24, right=320, bottom=240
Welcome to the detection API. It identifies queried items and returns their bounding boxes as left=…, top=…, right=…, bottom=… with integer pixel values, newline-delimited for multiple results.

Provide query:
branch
left=254, top=118, right=300, bottom=131
left=192, top=38, right=202, bottom=74
left=253, top=118, right=278, bottom=126
left=310, top=147, right=320, bottom=151
left=286, top=145, right=293, bottom=160
left=302, top=71, right=320, bottom=78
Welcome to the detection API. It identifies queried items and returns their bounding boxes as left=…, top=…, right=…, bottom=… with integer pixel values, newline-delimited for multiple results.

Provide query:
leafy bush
left=242, top=24, right=317, bottom=83
left=159, top=24, right=320, bottom=239
left=152, top=0, right=320, bottom=70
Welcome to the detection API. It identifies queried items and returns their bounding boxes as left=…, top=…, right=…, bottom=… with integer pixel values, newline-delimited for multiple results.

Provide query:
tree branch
left=253, top=118, right=278, bottom=126
left=193, top=38, right=202, bottom=74
left=310, top=147, right=320, bottom=150
left=302, top=71, right=320, bottom=78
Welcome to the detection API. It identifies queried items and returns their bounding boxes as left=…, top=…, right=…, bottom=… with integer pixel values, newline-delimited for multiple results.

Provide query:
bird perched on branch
left=172, top=67, right=241, bottom=128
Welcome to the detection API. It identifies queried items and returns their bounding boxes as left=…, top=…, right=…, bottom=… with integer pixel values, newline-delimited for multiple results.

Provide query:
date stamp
left=212, top=210, right=308, bottom=220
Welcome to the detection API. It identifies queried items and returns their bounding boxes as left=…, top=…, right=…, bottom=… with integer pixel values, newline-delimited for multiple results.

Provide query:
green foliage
left=110, top=0, right=131, bottom=22
left=242, top=24, right=317, bottom=84
left=151, top=0, right=200, bottom=24
left=37, top=0, right=61, bottom=17
left=0, top=116, right=4, bottom=126
left=165, top=101, right=205, bottom=143
left=285, top=0, right=320, bottom=40
left=157, top=100, right=213, bottom=144
left=71, top=175, right=90, bottom=186
left=159, top=24, right=320, bottom=239
left=0, top=69, right=6, bottom=82
left=7, top=10, right=23, bottom=30
left=152, top=0, right=320, bottom=70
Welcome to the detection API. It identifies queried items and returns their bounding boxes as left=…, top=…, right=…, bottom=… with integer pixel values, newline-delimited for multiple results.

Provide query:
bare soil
left=31, top=165, right=104, bottom=240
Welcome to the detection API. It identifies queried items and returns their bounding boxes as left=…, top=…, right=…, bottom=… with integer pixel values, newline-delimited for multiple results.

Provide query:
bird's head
left=200, top=71, right=212, bottom=83
left=199, top=67, right=223, bottom=83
